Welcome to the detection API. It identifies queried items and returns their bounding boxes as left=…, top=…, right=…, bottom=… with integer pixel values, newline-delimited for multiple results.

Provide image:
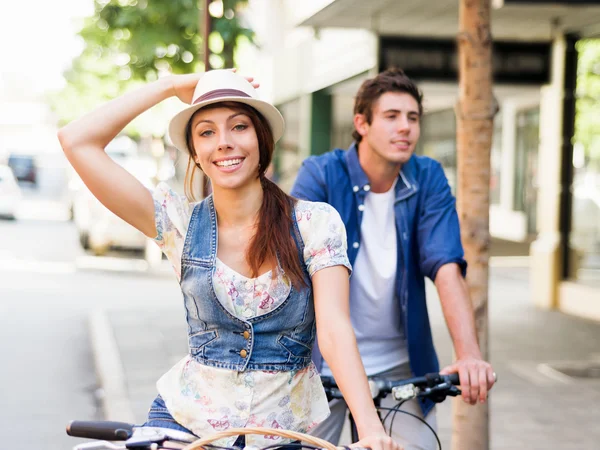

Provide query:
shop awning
left=298, top=0, right=600, bottom=40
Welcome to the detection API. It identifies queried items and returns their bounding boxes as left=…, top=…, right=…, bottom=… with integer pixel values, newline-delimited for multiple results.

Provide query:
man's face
left=354, top=92, right=421, bottom=167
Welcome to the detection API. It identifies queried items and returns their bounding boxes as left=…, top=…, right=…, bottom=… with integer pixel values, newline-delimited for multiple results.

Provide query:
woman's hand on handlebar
left=351, top=430, right=403, bottom=450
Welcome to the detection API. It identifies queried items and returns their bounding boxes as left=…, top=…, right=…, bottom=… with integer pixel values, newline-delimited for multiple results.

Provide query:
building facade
left=241, top=0, right=600, bottom=319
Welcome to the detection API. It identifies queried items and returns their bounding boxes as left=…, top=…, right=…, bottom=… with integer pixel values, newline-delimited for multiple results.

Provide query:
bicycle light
left=392, top=384, right=419, bottom=401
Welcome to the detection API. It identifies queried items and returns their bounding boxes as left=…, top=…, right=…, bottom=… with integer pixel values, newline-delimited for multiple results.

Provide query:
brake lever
left=124, top=429, right=167, bottom=449
left=446, top=385, right=462, bottom=397
left=419, top=383, right=462, bottom=403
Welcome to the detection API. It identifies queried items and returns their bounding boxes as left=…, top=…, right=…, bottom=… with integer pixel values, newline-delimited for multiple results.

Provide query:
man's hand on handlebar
left=439, top=357, right=495, bottom=405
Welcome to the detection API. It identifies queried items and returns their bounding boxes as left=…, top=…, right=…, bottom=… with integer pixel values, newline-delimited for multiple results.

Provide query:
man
left=291, top=68, right=495, bottom=450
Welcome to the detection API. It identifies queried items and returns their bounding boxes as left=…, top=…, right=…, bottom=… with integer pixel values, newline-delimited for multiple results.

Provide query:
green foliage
left=89, top=0, right=203, bottom=80
left=50, top=0, right=254, bottom=130
left=576, top=39, right=600, bottom=162
left=211, top=0, right=254, bottom=68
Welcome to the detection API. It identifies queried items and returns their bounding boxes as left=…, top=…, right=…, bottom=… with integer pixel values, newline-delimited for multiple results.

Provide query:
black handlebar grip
left=66, top=420, right=134, bottom=441
left=447, top=373, right=460, bottom=385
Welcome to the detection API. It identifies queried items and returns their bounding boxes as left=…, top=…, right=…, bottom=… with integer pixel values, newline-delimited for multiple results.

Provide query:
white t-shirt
left=322, top=181, right=408, bottom=376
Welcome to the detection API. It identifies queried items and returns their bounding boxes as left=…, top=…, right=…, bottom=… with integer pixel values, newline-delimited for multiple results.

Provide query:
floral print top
left=151, top=182, right=351, bottom=446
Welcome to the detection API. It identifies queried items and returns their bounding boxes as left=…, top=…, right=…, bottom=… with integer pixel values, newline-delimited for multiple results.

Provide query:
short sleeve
left=295, top=200, right=352, bottom=277
left=152, top=182, right=193, bottom=280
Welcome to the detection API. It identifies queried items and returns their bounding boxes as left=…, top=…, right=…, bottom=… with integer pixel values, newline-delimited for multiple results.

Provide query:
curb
left=88, top=308, right=136, bottom=423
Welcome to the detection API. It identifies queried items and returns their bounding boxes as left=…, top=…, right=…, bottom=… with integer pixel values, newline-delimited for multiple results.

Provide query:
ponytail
left=246, top=176, right=306, bottom=289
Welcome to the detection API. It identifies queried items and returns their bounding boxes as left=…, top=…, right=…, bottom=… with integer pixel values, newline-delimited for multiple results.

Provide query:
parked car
left=0, top=164, right=22, bottom=219
left=70, top=154, right=157, bottom=256
left=7, top=154, right=37, bottom=185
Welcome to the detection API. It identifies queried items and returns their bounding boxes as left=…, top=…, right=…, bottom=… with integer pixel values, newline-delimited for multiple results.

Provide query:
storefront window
left=417, top=109, right=457, bottom=192
left=570, top=143, right=600, bottom=285
left=490, top=115, right=503, bottom=205
left=331, top=94, right=355, bottom=151
left=570, top=38, right=600, bottom=285
left=514, top=108, right=539, bottom=234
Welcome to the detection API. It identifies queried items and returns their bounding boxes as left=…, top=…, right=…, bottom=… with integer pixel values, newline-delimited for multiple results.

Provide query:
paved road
left=0, top=191, right=180, bottom=450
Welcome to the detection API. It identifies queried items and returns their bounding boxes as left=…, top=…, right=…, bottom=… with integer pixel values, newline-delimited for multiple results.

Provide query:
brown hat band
left=193, top=89, right=251, bottom=105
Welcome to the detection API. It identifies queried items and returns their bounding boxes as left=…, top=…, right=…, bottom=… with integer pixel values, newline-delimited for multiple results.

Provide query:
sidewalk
left=89, top=266, right=600, bottom=449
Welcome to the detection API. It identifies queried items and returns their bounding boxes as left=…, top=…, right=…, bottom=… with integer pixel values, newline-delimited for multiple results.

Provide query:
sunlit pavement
left=1, top=187, right=180, bottom=450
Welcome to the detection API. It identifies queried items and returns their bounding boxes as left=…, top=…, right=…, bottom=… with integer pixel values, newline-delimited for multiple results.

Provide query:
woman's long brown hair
left=184, top=102, right=306, bottom=289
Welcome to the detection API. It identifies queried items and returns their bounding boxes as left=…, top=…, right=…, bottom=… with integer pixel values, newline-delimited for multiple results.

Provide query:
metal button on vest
left=243, top=331, right=250, bottom=340
left=358, top=204, right=365, bottom=211
left=240, top=349, right=248, bottom=358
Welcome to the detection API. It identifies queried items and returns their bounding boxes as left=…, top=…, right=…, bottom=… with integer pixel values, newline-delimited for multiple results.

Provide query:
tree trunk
left=453, top=0, right=495, bottom=449
left=200, top=0, right=212, bottom=198
left=223, top=41, right=235, bottom=70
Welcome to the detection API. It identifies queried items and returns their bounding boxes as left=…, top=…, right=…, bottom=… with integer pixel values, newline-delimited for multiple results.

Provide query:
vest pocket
left=189, top=329, right=218, bottom=357
left=278, top=335, right=311, bottom=359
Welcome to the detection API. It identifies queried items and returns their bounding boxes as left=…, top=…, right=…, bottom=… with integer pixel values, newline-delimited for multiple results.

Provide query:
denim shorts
left=143, top=394, right=198, bottom=435
left=143, top=395, right=247, bottom=446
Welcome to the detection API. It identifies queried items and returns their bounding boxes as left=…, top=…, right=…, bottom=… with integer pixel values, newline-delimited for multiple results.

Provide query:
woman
left=58, top=70, right=399, bottom=450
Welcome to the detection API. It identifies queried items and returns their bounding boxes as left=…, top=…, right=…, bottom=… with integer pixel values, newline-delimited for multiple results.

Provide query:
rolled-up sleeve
left=417, top=162, right=467, bottom=281
left=295, top=200, right=352, bottom=277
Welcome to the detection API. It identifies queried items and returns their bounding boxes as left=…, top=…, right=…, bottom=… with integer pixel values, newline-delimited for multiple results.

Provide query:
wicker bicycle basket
left=183, top=427, right=339, bottom=450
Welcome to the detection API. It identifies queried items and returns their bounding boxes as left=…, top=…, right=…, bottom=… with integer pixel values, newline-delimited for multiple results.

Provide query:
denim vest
left=180, top=195, right=315, bottom=372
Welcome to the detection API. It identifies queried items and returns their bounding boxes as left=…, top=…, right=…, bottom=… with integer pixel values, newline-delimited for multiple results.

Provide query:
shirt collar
left=344, top=142, right=371, bottom=194
left=344, top=142, right=419, bottom=196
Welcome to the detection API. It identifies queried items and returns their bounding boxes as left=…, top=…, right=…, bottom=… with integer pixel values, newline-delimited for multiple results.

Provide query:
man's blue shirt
left=290, top=143, right=467, bottom=415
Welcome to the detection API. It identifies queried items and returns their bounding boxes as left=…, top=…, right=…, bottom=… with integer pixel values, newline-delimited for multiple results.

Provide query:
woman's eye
left=199, top=130, right=214, bottom=137
left=233, top=123, right=248, bottom=131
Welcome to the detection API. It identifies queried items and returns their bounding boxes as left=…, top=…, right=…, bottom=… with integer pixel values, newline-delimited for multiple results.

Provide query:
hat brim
left=168, top=97, right=285, bottom=154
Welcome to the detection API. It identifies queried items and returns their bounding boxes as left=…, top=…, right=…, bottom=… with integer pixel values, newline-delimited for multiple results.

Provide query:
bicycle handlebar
left=67, top=420, right=134, bottom=441
left=321, top=372, right=462, bottom=403
left=321, top=371, right=496, bottom=403
left=371, top=372, right=460, bottom=391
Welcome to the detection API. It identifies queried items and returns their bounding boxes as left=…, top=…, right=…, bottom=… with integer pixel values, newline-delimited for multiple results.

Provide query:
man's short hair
left=353, top=68, right=424, bottom=142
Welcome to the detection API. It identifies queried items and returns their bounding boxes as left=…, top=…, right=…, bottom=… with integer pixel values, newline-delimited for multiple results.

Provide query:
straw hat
left=168, top=69, right=285, bottom=154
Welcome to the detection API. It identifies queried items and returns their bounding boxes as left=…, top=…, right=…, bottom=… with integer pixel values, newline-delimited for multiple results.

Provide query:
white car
left=71, top=158, right=157, bottom=256
left=0, top=165, right=22, bottom=219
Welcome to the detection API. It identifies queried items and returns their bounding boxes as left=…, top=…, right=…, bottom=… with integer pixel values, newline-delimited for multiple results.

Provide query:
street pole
left=203, top=0, right=212, bottom=72
left=453, top=0, right=496, bottom=449
left=200, top=0, right=212, bottom=198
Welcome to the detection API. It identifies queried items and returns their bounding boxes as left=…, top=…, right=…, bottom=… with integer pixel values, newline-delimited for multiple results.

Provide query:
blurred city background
left=1, top=0, right=600, bottom=449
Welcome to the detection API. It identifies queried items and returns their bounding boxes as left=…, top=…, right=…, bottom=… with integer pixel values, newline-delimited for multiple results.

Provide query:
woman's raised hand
left=169, top=73, right=205, bottom=104
left=168, top=69, right=259, bottom=104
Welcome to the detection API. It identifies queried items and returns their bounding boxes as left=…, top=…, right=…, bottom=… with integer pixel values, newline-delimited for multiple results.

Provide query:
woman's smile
left=213, top=157, right=246, bottom=173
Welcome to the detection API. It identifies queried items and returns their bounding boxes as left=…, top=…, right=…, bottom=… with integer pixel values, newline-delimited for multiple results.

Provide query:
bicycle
left=66, top=421, right=356, bottom=450
left=66, top=371, right=493, bottom=450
